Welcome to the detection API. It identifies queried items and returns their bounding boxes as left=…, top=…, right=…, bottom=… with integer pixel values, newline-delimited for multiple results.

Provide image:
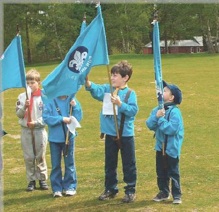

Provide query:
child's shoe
left=53, top=191, right=62, bottom=198
left=65, top=189, right=76, bottom=196
left=122, top=193, right=136, bottom=203
left=153, top=191, right=170, bottom=202
left=173, top=198, right=182, bottom=204
left=39, top=180, right=49, bottom=190
left=98, top=190, right=117, bottom=200
left=26, top=180, right=36, bottom=192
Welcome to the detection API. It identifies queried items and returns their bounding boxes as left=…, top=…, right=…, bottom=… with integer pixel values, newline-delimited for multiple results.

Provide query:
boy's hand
left=156, top=109, right=165, bottom=118
left=70, top=99, right=76, bottom=107
left=85, top=76, right=91, bottom=88
left=25, top=99, right=30, bottom=109
left=27, top=121, right=35, bottom=129
left=111, top=95, right=121, bottom=107
left=63, top=117, right=71, bottom=124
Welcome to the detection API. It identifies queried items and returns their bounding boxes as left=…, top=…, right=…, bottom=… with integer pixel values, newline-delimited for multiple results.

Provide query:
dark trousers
left=104, top=135, right=137, bottom=194
left=156, top=151, right=182, bottom=199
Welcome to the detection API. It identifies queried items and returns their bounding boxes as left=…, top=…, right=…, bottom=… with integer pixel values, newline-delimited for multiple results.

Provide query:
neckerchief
left=25, top=89, right=41, bottom=123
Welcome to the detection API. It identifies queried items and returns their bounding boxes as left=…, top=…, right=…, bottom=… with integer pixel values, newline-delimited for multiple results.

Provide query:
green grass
left=2, top=53, right=219, bottom=211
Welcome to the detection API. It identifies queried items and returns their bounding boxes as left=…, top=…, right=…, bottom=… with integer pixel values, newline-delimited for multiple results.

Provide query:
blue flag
left=0, top=35, right=26, bottom=92
left=153, top=21, right=164, bottom=109
left=42, top=5, right=109, bottom=100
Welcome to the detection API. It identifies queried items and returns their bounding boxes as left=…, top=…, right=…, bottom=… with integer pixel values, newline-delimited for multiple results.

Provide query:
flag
left=153, top=21, right=164, bottom=109
left=42, top=4, right=109, bottom=100
left=0, top=35, right=26, bottom=92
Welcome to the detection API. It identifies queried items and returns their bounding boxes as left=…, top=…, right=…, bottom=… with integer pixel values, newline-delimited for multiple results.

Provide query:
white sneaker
left=53, top=191, right=62, bottom=198
left=173, top=198, right=182, bottom=204
left=65, top=190, right=76, bottom=196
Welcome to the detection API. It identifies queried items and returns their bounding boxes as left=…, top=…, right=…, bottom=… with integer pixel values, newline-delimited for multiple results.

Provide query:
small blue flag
left=0, top=35, right=26, bottom=92
left=42, top=4, right=109, bottom=100
left=153, top=21, right=164, bottom=109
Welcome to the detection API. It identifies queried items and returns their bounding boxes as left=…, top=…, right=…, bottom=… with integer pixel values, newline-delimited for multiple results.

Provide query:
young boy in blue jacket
left=146, top=80, right=184, bottom=204
left=85, top=60, right=139, bottom=203
left=43, top=95, right=82, bottom=197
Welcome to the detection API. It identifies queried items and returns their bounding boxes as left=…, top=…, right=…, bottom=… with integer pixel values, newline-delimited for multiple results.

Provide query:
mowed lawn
left=2, top=53, right=219, bottom=211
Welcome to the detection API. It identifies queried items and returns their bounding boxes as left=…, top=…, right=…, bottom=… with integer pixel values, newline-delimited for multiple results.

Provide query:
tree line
left=3, top=3, right=219, bottom=64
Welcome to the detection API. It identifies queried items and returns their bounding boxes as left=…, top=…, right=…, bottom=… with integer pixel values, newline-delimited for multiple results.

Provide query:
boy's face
left=163, top=86, right=174, bottom=103
left=111, top=73, right=128, bottom=88
left=27, top=80, right=40, bottom=92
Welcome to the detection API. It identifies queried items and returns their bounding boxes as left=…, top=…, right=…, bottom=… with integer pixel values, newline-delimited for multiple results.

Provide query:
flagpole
left=107, top=65, right=120, bottom=141
left=152, top=6, right=165, bottom=156
left=64, top=104, right=73, bottom=157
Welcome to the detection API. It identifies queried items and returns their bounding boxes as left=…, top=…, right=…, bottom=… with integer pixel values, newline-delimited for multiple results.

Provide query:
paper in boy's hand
left=102, top=93, right=118, bottom=115
left=67, top=116, right=81, bottom=135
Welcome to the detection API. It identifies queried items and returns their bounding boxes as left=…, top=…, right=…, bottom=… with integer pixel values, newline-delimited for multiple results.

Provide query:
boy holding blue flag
left=85, top=60, right=138, bottom=203
left=146, top=80, right=184, bottom=204
left=16, top=69, right=48, bottom=192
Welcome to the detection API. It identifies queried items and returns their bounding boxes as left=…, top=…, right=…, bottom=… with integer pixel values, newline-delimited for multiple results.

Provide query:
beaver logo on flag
left=68, top=46, right=88, bottom=73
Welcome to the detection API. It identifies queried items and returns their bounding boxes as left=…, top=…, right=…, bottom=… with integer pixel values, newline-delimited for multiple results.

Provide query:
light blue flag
left=0, top=35, right=26, bottom=92
left=42, top=4, right=109, bottom=100
left=153, top=21, right=164, bottom=109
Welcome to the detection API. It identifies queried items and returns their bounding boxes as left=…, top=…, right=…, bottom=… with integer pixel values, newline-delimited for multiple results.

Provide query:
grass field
left=2, top=53, right=219, bottom=211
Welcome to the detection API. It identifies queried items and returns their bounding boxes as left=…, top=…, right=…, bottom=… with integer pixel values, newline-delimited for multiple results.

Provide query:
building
left=143, top=36, right=203, bottom=54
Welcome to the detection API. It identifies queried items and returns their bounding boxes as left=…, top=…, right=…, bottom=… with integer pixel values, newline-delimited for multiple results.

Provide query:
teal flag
left=153, top=21, right=164, bottom=109
left=0, top=35, right=26, bottom=92
left=42, top=5, right=109, bottom=100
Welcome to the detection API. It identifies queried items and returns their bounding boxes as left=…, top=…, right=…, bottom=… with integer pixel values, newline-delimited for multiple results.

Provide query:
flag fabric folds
left=0, top=35, right=26, bottom=92
left=42, top=5, right=109, bottom=100
left=153, top=21, right=164, bottom=109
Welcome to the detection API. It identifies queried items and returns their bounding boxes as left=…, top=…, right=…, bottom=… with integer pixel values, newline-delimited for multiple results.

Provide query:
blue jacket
left=146, top=105, right=184, bottom=158
left=43, top=95, right=83, bottom=143
left=86, top=83, right=138, bottom=137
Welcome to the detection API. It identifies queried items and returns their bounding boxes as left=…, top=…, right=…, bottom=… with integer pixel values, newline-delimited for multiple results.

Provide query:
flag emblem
left=68, top=46, right=88, bottom=73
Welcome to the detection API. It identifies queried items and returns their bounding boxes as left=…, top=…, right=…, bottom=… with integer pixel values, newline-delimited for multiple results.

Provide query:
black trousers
left=156, top=151, right=182, bottom=199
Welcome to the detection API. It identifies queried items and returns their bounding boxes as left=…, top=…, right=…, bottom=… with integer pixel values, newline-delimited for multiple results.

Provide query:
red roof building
left=143, top=36, right=203, bottom=54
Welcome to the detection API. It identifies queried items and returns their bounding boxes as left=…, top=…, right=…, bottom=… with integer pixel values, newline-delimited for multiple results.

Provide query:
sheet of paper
left=67, top=116, right=81, bottom=135
left=102, top=93, right=118, bottom=115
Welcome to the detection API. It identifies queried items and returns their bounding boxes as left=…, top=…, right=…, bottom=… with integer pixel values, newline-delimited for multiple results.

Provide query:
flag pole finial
left=95, top=1, right=100, bottom=8
left=151, top=4, right=158, bottom=25
left=16, top=24, right=20, bottom=35
left=83, top=12, right=86, bottom=21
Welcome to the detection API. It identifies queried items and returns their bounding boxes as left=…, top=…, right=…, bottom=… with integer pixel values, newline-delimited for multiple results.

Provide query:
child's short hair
left=26, top=69, right=40, bottom=82
left=111, top=60, right=133, bottom=82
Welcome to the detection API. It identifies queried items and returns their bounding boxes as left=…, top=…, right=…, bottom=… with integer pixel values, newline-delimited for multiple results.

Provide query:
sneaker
left=26, top=181, right=36, bottom=192
left=53, top=191, right=62, bottom=198
left=122, top=193, right=136, bottom=203
left=98, top=190, right=117, bottom=200
left=65, top=190, right=76, bottom=196
left=39, top=180, right=49, bottom=190
left=173, top=198, right=182, bottom=204
left=153, top=191, right=170, bottom=202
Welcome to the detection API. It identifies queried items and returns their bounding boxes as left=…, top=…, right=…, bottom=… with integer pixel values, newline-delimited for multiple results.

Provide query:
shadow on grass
left=4, top=186, right=179, bottom=211
left=43, top=197, right=170, bottom=212
left=4, top=188, right=52, bottom=206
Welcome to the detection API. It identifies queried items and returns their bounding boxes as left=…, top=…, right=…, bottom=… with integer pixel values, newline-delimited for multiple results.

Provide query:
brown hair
left=26, top=69, right=40, bottom=82
left=111, top=60, right=133, bottom=82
